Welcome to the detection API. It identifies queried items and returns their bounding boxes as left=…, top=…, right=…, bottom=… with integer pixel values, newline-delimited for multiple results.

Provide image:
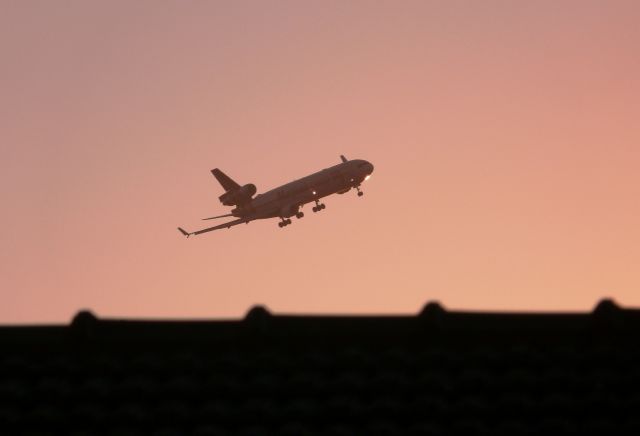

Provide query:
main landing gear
left=279, top=210, right=304, bottom=228
left=278, top=218, right=292, bottom=228
left=312, top=200, right=326, bottom=213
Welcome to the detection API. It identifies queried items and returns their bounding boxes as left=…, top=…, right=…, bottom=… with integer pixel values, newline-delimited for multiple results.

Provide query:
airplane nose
left=367, top=163, right=374, bottom=174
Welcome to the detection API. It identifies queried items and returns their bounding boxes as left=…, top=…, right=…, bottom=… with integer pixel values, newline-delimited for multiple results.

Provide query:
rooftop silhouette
left=1, top=299, right=639, bottom=435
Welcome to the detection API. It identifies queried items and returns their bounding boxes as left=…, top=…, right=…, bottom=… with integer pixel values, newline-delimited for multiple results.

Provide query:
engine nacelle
left=219, top=183, right=257, bottom=206
left=279, top=204, right=299, bottom=218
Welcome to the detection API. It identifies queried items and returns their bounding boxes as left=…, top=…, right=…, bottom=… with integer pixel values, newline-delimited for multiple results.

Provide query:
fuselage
left=236, top=159, right=374, bottom=219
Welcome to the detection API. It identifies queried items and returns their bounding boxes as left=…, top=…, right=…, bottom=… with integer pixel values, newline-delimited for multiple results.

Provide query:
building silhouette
left=1, top=299, right=638, bottom=435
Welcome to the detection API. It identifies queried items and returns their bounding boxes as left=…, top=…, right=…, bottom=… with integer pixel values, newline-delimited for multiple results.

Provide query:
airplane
left=177, top=155, right=374, bottom=237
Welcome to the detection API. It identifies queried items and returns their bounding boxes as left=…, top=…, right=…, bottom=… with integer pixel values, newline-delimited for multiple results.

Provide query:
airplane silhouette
left=178, top=155, right=374, bottom=237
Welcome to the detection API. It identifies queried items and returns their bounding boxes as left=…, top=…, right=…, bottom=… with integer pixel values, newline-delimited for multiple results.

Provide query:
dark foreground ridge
left=1, top=299, right=640, bottom=435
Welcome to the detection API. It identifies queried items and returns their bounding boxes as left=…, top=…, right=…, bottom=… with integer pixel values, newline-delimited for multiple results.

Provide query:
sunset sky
left=2, top=1, right=639, bottom=323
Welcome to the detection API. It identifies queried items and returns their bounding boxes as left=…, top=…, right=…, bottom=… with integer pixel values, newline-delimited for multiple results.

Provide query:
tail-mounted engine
left=219, top=184, right=257, bottom=206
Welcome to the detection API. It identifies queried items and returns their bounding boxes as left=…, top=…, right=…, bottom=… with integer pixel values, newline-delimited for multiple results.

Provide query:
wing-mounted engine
left=219, top=183, right=257, bottom=206
left=279, top=203, right=299, bottom=218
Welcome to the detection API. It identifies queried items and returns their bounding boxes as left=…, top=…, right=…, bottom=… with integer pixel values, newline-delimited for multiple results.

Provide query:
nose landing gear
left=356, top=186, right=364, bottom=197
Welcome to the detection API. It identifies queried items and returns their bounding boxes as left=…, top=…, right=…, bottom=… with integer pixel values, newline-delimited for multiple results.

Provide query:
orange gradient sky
left=2, top=1, right=639, bottom=323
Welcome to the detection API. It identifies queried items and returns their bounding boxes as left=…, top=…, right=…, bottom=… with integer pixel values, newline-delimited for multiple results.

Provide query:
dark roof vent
left=592, top=298, right=623, bottom=331
left=70, top=310, right=98, bottom=340
left=245, top=305, right=271, bottom=321
left=244, top=305, right=272, bottom=334
left=593, top=298, right=620, bottom=315
left=419, top=301, right=446, bottom=329
left=419, top=301, right=445, bottom=317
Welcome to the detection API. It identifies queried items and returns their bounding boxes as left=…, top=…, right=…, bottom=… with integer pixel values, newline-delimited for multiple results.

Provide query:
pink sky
left=2, top=1, right=639, bottom=323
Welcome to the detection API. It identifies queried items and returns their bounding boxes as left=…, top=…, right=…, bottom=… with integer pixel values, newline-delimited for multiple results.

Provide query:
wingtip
left=177, top=227, right=190, bottom=238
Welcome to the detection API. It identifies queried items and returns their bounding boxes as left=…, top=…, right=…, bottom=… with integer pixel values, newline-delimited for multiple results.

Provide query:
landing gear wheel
left=357, top=191, right=364, bottom=197
left=279, top=218, right=292, bottom=228
left=296, top=212, right=304, bottom=219
left=312, top=206, right=318, bottom=213
left=320, top=203, right=326, bottom=210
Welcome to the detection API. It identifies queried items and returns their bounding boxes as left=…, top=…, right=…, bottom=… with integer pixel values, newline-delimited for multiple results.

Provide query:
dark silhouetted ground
left=1, top=299, right=639, bottom=435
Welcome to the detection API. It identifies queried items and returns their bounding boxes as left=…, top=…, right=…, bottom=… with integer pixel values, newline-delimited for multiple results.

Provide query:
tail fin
left=211, top=168, right=240, bottom=192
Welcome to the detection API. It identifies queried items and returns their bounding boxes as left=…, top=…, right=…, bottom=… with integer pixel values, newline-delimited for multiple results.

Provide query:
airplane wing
left=178, top=217, right=251, bottom=237
left=202, top=213, right=234, bottom=221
